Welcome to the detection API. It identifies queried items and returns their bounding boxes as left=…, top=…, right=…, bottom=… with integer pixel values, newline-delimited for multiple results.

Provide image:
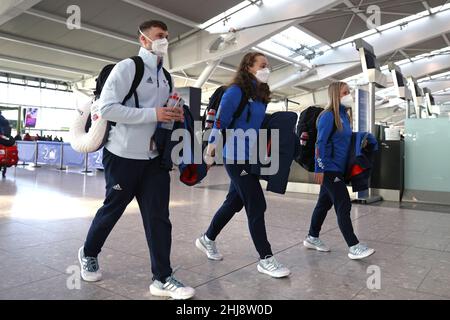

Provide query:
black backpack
left=201, top=85, right=250, bottom=147
left=88, top=56, right=173, bottom=148
left=295, top=106, right=336, bottom=172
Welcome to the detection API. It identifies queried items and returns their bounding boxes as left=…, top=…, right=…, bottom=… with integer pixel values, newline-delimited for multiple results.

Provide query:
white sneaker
left=303, top=235, right=331, bottom=252
left=78, top=247, right=102, bottom=282
left=257, top=256, right=290, bottom=278
left=348, top=243, right=375, bottom=260
left=195, top=234, right=223, bottom=261
left=149, top=276, right=195, bottom=300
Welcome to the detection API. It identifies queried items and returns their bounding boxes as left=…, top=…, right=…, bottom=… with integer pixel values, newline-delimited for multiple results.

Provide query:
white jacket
left=98, top=47, right=171, bottom=160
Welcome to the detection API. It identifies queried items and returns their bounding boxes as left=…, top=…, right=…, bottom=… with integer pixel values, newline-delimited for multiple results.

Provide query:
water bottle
left=160, top=93, right=182, bottom=130
left=300, top=132, right=309, bottom=146
left=205, top=109, right=216, bottom=129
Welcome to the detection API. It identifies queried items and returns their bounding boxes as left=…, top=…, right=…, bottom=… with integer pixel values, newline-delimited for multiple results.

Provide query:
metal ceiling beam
left=422, top=1, right=433, bottom=14
left=418, top=79, right=450, bottom=93
left=0, top=66, right=74, bottom=82
left=193, top=59, right=222, bottom=88
left=0, top=54, right=94, bottom=76
left=120, top=0, right=200, bottom=29
left=442, top=33, right=450, bottom=46
left=291, top=47, right=450, bottom=99
left=0, top=32, right=119, bottom=64
left=343, top=0, right=379, bottom=30
left=340, top=10, right=356, bottom=41
left=399, top=49, right=413, bottom=62
left=253, top=46, right=312, bottom=70
left=217, top=63, right=236, bottom=73
left=271, top=68, right=318, bottom=91
left=0, top=0, right=41, bottom=26
left=172, top=73, right=222, bottom=87
left=278, top=9, right=450, bottom=89
left=24, top=9, right=139, bottom=45
left=168, top=0, right=342, bottom=72
left=433, top=96, right=450, bottom=104
left=400, top=53, right=450, bottom=80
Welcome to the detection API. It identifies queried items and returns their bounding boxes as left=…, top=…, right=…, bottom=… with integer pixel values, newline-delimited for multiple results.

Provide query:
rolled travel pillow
left=70, top=99, right=108, bottom=153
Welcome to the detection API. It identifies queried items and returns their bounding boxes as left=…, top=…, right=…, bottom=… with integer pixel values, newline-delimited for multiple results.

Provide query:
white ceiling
left=0, top=0, right=449, bottom=104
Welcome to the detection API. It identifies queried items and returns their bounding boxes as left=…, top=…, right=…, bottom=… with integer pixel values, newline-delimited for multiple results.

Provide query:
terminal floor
left=1, top=165, right=450, bottom=300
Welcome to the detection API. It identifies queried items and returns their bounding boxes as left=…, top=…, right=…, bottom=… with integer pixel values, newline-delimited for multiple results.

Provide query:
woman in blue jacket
left=195, top=52, right=290, bottom=278
left=303, top=82, right=375, bottom=260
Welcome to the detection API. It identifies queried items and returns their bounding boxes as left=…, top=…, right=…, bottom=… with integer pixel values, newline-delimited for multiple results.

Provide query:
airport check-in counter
left=370, top=139, right=405, bottom=202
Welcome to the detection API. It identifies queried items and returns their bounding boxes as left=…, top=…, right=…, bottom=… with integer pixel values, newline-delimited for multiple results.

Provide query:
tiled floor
left=1, top=165, right=450, bottom=300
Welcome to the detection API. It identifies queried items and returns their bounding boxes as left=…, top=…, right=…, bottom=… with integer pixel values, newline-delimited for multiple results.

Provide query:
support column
left=193, top=60, right=222, bottom=88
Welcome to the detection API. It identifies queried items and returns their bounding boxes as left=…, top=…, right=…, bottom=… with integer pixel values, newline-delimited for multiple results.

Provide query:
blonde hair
left=318, top=81, right=352, bottom=131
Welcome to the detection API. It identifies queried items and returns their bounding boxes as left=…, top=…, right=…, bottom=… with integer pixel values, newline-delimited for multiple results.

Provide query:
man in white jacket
left=78, top=20, right=195, bottom=300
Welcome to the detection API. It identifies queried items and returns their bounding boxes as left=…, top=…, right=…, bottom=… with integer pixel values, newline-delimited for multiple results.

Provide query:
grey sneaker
left=348, top=243, right=375, bottom=260
left=195, top=234, right=223, bottom=260
left=257, top=256, right=290, bottom=278
left=150, top=275, right=195, bottom=300
left=303, top=235, right=331, bottom=252
left=78, top=246, right=102, bottom=282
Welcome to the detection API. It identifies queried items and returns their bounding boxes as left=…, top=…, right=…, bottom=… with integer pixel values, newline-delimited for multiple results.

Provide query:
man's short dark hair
left=138, top=20, right=168, bottom=35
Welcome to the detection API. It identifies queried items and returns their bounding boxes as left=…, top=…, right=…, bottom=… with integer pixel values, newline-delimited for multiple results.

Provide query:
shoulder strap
left=201, top=86, right=226, bottom=126
left=122, top=56, right=145, bottom=107
left=110, top=56, right=144, bottom=127
left=228, top=87, right=249, bottom=129
left=162, top=67, right=173, bottom=93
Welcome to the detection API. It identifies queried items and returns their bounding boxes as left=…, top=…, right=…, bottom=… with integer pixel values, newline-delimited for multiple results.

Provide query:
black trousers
left=84, top=148, right=172, bottom=282
left=206, top=163, right=273, bottom=259
left=308, top=171, right=359, bottom=247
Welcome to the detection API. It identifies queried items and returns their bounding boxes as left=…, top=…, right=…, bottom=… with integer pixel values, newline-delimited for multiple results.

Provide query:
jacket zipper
left=157, top=69, right=160, bottom=88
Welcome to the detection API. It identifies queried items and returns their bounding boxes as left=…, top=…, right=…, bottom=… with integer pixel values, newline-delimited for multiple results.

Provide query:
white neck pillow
left=70, top=99, right=108, bottom=153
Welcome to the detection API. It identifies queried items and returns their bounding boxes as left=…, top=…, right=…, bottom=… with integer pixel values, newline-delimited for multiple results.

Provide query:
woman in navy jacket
left=303, top=82, right=375, bottom=260
left=195, top=52, right=290, bottom=278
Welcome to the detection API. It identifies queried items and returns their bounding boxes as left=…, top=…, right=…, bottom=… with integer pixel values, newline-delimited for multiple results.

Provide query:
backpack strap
left=122, top=56, right=145, bottom=108
left=162, top=67, right=173, bottom=93
left=228, top=87, right=250, bottom=129
left=109, top=56, right=144, bottom=128
left=201, top=86, right=226, bottom=129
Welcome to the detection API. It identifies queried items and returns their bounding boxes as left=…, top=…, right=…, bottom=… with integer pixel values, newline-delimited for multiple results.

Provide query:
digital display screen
left=364, top=52, right=380, bottom=70
left=414, top=83, right=422, bottom=97
left=395, top=71, right=405, bottom=87
left=429, top=93, right=435, bottom=105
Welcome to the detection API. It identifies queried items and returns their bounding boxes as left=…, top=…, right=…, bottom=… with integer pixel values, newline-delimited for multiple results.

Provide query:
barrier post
left=17, top=143, right=29, bottom=167
left=57, top=142, right=65, bottom=171
left=81, top=153, right=92, bottom=173
left=32, top=141, right=41, bottom=168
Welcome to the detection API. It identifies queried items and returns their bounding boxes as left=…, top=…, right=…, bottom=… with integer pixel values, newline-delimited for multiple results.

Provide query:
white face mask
left=139, top=30, right=169, bottom=56
left=254, top=68, right=270, bottom=83
left=341, top=94, right=354, bottom=108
